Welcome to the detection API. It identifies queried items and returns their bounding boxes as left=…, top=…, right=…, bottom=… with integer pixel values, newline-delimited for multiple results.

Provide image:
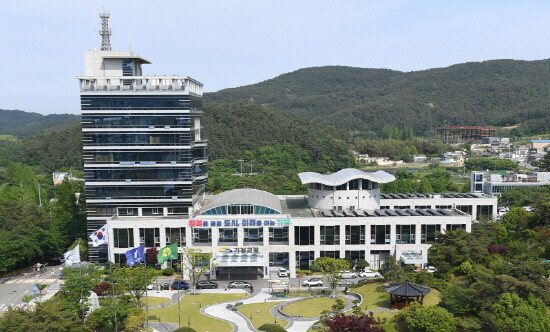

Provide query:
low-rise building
left=471, top=171, right=550, bottom=195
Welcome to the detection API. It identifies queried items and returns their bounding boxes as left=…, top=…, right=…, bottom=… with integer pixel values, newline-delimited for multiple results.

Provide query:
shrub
left=173, top=328, right=198, bottom=332
left=125, top=309, right=146, bottom=332
left=162, top=267, right=174, bottom=276
left=258, top=323, right=287, bottom=332
left=92, top=282, right=111, bottom=296
left=296, top=269, right=312, bottom=276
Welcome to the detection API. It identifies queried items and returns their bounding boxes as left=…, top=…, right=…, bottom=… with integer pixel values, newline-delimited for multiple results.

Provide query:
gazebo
left=384, top=281, right=431, bottom=309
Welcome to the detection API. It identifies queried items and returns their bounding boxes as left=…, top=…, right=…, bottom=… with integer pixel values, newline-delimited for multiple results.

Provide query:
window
left=118, top=208, right=137, bottom=216
left=142, top=208, right=163, bottom=216
left=345, top=250, right=365, bottom=263
left=348, top=179, right=359, bottom=190
left=345, top=225, right=365, bottom=244
left=320, top=226, right=340, bottom=245
left=476, top=205, right=493, bottom=219
left=244, top=228, right=263, bottom=243
left=396, top=225, right=415, bottom=244
left=167, top=207, right=187, bottom=215
left=370, top=225, right=390, bottom=244
left=269, top=252, right=289, bottom=266
left=436, top=205, right=452, bottom=209
left=269, top=227, right=289, bottom=244
left=219, top=228, right=238, bottom=243
left=139, top=228, right=160, bottom=247
left=295, top=251, right=315, bottom=270
left=165, top=227, right=186, bottom=246
left=456, top=205, right=472, bottom=214
left=421, top=224, right=441, bottom=243
left=113, top=228, right=134, bottom=248
left=294, top=226, right=314, bottom=245
left=192, top=228, right=212, bottom=244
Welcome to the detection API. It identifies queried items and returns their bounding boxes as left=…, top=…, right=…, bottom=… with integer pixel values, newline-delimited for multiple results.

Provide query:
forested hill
left=206, top=59, right=550, bottom=137
left=0, top=109, right=80, bottom=138
left=0, top=103, right=354, bottom=174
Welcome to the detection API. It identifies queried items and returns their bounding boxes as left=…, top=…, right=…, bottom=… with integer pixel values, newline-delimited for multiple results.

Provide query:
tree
left=59, top=264, right=102, bottom=318
left=440, top=283, right=477, bottom=316
left=492, top=293, right=550, bottom=332
left=502, top=207, right=532, bottom=231
left=321, top=314, right=384, bottom=332
left=381, top=257, right=408, bottom=283
left=0, top=301, right=90, bottom=332
left=402, top=303, right=456, bottom=332
left=180, top=248, right=213, bottom=294
left=310, top=257, right=351, bottom=297
left=537, top=151, right=550, bottom=171
left=112, top=267, right=157, bottom=307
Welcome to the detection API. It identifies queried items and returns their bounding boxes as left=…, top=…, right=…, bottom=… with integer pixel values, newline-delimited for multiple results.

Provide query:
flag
left=64, top=245, right=81, bottom=267
left=157, top=242, right=178, bottom=264
left=125, top=244, right=145, bottom=266
left=90, top=225, right=108, bottom=247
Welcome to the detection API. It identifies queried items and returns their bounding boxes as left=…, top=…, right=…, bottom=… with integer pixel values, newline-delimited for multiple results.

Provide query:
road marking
left=24, top=290, right=29, bottom=293
left=0, top=304, right=6, bottom=311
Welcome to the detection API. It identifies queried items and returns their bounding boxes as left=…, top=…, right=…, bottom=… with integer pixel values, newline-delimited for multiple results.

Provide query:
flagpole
left=105, top=224, right=117, bottom=332
left=144, top=246, right=149, bottom=329
left=177, top=247, right=181, bottom=329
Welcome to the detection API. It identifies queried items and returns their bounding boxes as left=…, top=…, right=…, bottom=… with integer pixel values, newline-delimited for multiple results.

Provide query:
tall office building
left=79, top=13, right=207, bottom=262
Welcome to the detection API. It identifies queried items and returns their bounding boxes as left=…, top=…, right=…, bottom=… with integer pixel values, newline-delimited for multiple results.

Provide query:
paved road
left=0, top=268, right=62, bottom=312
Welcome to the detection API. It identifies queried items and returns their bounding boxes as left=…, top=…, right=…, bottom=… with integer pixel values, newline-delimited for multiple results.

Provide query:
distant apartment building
left=471, top=171, right=550, bottom=195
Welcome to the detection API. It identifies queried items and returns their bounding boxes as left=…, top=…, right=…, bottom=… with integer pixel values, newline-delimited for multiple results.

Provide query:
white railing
left=78, top=76, right=203, bottom=95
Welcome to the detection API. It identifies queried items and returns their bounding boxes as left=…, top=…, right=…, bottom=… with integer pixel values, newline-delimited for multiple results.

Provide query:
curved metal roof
left=298, top=168, right=395, bottom=186
left=384, top=281, right=431, bottom=297
left=199, top=188, right=282, bottom=214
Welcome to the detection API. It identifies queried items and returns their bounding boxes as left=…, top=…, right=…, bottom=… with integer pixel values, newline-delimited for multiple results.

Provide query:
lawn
left=147, top=293, right=246, bottom=332
left=282, top=297, right=339, bottom=318
left=351, top=282, right=389, bottom=310
left=238, top=302, right=288, bottom=329
left=351, top=282, right=441, bottom=310
left=143, top=296, right=170, bottom=307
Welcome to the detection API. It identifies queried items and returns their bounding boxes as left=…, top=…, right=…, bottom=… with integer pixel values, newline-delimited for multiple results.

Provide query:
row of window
left=201, top=204, right=280, bottom=215
left=85, top=167, right=207, bottom=181
left=82, top=115, right=192, bottom=128
left=112, top=224, right=466, bottom=248
left=380, top=205, right=494, bottom=218
left=309, top=179, right=379, bottom=191
left=85, top=184, right=192, bottom=198
left=81, top=95, right=202, bottom=110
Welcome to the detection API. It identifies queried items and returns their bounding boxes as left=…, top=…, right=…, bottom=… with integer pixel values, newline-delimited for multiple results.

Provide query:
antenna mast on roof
left=99, top=12, right=112, bottom=51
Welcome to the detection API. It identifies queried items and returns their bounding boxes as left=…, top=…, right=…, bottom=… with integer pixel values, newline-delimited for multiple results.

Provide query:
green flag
left=157, top=242, right=179, bottom=264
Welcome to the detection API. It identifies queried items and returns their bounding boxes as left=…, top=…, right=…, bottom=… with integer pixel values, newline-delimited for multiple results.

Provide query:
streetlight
left=238, top=160, right=245, bottom=175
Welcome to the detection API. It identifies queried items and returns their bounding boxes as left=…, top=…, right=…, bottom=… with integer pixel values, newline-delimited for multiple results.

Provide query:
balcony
left=78, top=76, right=203, bottom=96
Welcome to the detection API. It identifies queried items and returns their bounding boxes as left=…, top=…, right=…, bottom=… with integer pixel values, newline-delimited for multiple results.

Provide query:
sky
left=0, top=1, right=549, bottom=115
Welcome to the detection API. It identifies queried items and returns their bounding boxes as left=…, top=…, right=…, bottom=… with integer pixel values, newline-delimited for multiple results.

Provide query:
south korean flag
left=90, top=225, right=108, bottom=247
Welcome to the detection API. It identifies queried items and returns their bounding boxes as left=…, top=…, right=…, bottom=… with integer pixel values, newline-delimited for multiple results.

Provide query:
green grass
left=143, top=296, right=171, bottom=307
left=147, top=293, right=246, bottom=332
left=351, top=282, right=389, bottom=310
left=282, top=297, right=339, bottom=318
left=238, top=302, right=288, bottom=329
left=423, top=288, right=441, bottom=305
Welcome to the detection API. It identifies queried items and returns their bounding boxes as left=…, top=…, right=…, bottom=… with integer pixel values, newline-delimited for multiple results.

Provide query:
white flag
left=90, top=225, right=108, bottom=247
left=64, top=245, right=81, bottom=267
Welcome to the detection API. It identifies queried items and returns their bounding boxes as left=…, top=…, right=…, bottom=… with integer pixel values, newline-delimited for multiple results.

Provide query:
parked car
left=426, top=266, right=437, bottom=273
left=278, top=268, right=289, bottom=278
left=339, top=271, right=358, bottom=279
left=160, top=283, right=171, bottom=290
left=197, top=280, right=218, bottom=289
left=359, top=270, right=382, bottom=278
left=171, top=280, right=190, bottom=290
left=229, top=281, right=251, bottom=289
left=302, top=277, right=323, bottom=287
left=147, top=284, right=155, bottom=290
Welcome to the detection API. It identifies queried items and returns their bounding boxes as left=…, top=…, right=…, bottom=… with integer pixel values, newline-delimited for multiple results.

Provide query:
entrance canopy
left=216, top=253, right=265, bottom=267
left=400, top=250, right=427, bottom=265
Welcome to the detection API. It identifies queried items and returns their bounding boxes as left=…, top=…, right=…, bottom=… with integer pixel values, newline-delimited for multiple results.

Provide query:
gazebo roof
left=384, top=281, right=431, bottom=297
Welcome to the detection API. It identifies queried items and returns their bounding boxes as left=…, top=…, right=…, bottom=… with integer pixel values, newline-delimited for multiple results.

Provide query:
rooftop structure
left=437, top=126, right=496, bottom=141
